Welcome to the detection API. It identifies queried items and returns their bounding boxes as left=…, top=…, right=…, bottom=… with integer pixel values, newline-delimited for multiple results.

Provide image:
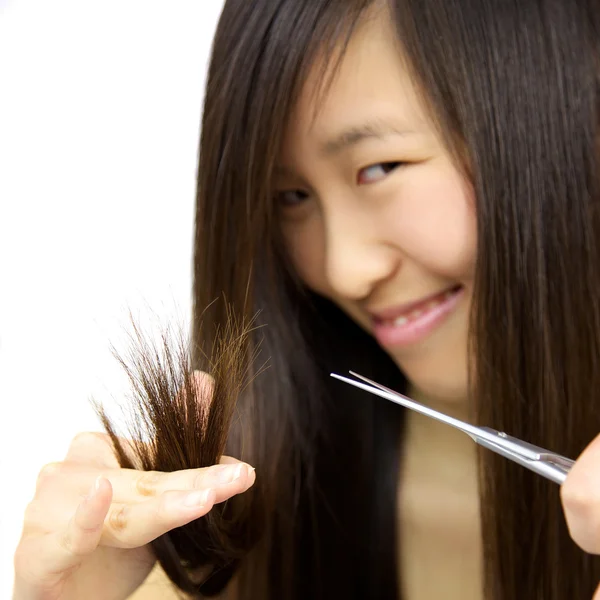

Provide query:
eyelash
left=275, top=161, right=403, bottom=208
left=276, top=189, right=311, bottom=207
left=356, top=161, right=403, bottom=185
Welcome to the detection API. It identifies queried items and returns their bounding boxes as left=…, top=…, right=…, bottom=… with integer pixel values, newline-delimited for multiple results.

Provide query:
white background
left=0, top=1, right=224, bottom=596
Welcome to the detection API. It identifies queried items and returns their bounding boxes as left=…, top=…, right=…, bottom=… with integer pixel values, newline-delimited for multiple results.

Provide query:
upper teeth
left=390, top=289, right=456, bottom=326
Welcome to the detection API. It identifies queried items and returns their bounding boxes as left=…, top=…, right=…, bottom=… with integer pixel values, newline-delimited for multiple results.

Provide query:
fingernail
left=83, top=476, right=101, bottom=504
left=183, top=488, right=213, bottom=508
left=90, top=476, right=102, bottom=496
left=215, top=463, right=246, bottom=484
left=233, top=463, right=246, bottom=480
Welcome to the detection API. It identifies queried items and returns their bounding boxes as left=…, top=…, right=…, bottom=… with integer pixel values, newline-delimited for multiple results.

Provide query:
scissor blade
left=330, top=372, right=540, bottom=461
left=475, top=435, right=572, bottom=485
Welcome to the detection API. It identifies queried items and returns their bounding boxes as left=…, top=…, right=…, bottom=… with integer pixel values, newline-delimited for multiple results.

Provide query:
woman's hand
left=12, top=430, right=255, bottom=600
left=560, top=433, right=600, bottom=599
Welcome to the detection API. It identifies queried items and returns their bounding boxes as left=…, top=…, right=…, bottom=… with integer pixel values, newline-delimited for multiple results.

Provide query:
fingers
left=100, top=487, right=218, bottom=548
left=103, top=462, right=255, bottom=506
left=64, top=372, right=214, bottom=470
left=40, top=477, right=113, bottom=576
left=39, top=471, right=223, bottom=564
left=38, top=458, right=252, bottom=505
left=191, top=370, right=214, bottom=402
left=176, top=370, right=214, bottom=406
left=64, top=432, right=132, bottom=469
left=561, top=432, right=600, bottom=553
left=26, top=459, right=256, bottom=555
left=98, top=462, right=255, bottom=548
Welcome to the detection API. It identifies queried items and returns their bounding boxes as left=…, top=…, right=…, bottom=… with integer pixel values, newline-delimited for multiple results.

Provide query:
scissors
left=331, top=371, right=575, bottom=485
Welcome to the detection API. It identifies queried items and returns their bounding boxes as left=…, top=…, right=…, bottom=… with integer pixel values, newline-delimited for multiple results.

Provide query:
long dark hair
left=100, top=1, right=600, bottom=598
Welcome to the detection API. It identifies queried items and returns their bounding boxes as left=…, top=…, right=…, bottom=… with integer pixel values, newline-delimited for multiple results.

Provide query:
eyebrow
left=320, top=119, right=417, bottom=156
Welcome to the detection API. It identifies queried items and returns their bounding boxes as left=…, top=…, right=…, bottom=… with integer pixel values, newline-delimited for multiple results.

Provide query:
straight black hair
left=101, top=1, right=600, bottom=598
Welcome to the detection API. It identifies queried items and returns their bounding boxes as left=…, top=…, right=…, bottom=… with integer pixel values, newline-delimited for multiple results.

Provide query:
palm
left=54, top=544, right=155, bottom=600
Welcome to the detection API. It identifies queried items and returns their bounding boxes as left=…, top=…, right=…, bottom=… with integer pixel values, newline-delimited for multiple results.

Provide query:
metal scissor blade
left=475, top=427, right=574, bottom=485
left=331, top=372, right=575, bottom=486
left=330, top=372, right=541, bottom=461
left=477, top=426, right=575, bottom=473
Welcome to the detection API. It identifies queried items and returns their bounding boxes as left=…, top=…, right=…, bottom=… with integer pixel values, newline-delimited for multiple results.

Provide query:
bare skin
left=13, top=6, right=600, bottom=600
left=276, top=7, right=483, bottom=597
left=275, top=6, right=600, bottom=599
left=398, top=412, right=482, bottom=600
left=12, top=375, right=255, bottom=600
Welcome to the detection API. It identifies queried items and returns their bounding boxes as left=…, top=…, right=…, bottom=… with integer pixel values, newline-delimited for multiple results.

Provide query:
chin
left=390, top=350, right=470, bottom=406
left=416, top=379, right=470, bottom=405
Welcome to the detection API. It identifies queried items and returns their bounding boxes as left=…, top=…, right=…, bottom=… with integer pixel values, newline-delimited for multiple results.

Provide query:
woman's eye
left=275, top=189, right=310, bottom=207
left=357, top=162, right=402, bottom=185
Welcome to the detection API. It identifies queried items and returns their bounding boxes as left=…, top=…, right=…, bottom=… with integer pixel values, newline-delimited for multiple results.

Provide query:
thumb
left=45, top=477, right=112, bottom=575
left=174, top=370, right=215, bottom=419
left=191, top=370, right=214, bottom=404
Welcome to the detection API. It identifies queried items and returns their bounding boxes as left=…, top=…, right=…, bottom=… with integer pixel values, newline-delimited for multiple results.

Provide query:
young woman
left=13, top=1, right=600, bottom=599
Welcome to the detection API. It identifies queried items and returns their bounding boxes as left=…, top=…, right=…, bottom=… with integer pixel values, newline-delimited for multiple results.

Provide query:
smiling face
left=275, top=10, right=477, bottom=404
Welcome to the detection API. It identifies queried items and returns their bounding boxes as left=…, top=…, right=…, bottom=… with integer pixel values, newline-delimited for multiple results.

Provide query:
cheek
left=279, top=164, right=477, bottom=293
left=387, top=166, right=477, bottom=279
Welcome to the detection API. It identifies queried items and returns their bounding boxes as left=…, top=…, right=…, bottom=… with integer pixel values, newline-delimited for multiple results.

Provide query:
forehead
left=285, top=9, right=429, bottom=148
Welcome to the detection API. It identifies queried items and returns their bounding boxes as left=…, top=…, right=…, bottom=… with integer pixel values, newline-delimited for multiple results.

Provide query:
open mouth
left=371, top=284, right=464, bottom=348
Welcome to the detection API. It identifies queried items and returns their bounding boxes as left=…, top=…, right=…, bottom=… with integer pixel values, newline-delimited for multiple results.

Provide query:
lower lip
left=371, top=286, right=464, bottom=348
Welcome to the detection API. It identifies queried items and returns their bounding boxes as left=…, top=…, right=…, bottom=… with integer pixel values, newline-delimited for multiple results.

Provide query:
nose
left=323, top=205, right=399, bottom=300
